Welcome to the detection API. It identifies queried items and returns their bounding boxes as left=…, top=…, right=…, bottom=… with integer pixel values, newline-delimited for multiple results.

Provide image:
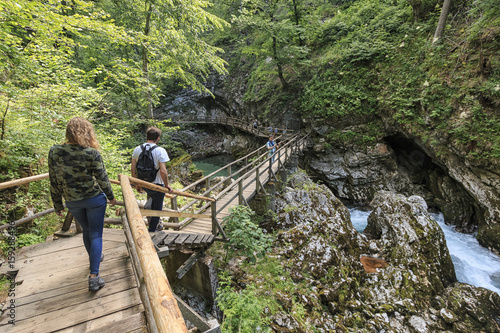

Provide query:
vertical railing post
left=256, top=166, right=261, bottom=193
left=238, top=180, right=243, bottom=205
left=285, top=141, right=289, bottom=164
left=224, top=165, right=232, bottom=187
left=269, top=155, right=273, bottom=178
left=61, top=211, right=74, bottom=232
left=170, top=197, right=179, bottom=224
left=211, top=201, right=217, bottom=235
left=206, top=178, right=211, bottom=197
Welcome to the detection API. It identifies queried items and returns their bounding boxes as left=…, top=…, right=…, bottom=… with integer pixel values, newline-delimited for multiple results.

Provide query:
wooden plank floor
left=0, top=228, right=146, bottom=333
left=181, top=144, right=292, bottom=235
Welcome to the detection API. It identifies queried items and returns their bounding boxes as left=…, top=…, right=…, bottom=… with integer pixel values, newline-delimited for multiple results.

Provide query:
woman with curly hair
left=48, top=117, right=116, bottom=292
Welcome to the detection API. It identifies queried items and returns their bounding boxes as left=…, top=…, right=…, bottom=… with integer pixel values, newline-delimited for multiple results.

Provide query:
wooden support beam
left=120, top=174, right=188, bottom=333
left=176, top=251, right=203, bottom=279
left=61, top=211, right=74, bottom=231
left=173, top=295, right=218, bottom=333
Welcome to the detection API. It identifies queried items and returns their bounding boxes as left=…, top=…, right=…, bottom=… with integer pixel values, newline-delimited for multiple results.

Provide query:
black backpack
left=136, top=144, right=159, bottom=182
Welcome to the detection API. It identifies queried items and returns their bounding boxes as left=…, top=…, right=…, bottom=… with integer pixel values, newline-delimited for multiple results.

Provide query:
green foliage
left=0, top=275, right=10, bottom=302
left=301, top=66, right=377, bottom=118
left=467, top=0, right=500, bottom=43
left=15, top=233, right=45, bottom=249
left=231, top=0, right=311, bottom=100
left=222, top=205, right=272, bottom=263
left=216, top=272, right=271, bottom=332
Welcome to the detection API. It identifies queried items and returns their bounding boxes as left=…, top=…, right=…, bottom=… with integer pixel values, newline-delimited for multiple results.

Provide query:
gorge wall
left=156, top=73, right=500, bottom=253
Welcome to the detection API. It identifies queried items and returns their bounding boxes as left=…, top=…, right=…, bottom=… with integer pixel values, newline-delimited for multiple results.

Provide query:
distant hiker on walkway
left=131, top=126, right=173, bottom=232
left=253, top=119, right=258, bottom=129
left=267, top=134, right=279, bottom=163
left=48, top=117, right=116, bottom=292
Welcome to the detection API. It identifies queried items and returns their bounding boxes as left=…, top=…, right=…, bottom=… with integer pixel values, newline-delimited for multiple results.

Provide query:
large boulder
left=364, top=190, right=457, bottom=301
left=265, top=173, right=500, bottom=332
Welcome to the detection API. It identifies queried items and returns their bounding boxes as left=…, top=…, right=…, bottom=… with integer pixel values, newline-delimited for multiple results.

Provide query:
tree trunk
left=291, top=0, right=303, bottom=46
left=1, top=99, right=10, bottom=140
left=143, top=2, right=154, bottom=119
left=272, top=36, right=288, bottom=89
left=433, top=0, right=451, bottom=44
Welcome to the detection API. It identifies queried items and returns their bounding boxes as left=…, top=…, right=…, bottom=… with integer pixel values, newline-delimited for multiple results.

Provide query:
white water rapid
left=349, top=208, right=500, bottom=295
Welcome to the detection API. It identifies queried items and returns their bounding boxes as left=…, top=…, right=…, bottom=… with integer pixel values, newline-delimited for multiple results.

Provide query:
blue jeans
left=145, top=185, right=165, bottom=232
left=66, top=193, right=107, bottom=275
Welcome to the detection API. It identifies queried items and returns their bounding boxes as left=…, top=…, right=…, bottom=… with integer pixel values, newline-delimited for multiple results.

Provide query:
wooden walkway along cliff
left=170, top=115, right=297, bottom=138
left=0, top=131, right=310, bottom=332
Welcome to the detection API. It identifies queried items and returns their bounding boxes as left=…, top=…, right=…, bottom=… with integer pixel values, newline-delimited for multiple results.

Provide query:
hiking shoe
left=89, top=275, right=105, bottom=292
left=156, top=221, right=164, bottom=231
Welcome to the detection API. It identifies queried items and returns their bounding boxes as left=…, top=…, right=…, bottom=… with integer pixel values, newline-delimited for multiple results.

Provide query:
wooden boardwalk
left=0, top=228, right=146, bottom=333
left=171, top=115, right=295, bottom=138
left=0, top=131, right=308, bottom=332
left=180, top=148, right=288, bottom=236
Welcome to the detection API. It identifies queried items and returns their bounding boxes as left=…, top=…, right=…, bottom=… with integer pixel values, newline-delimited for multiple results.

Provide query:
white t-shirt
left=132, top=143, right=170, bottom=185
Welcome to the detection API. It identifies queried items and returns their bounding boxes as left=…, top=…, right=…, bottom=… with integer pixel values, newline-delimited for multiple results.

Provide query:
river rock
left=266, top=172, right=500, bottom=332
left=364, top=190, right=457, bottom=300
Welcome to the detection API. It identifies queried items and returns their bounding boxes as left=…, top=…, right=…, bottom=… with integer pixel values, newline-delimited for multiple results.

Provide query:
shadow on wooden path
left=0, top=228, right=146, bottom=333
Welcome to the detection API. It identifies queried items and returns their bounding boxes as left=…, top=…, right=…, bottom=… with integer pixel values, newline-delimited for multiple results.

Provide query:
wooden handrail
left=119, top=174, right=188, bottom=333
left=111, top=177, right=214, bottom=202
left=0, top=207, right=55, bottom=231
left=0, top=173, right=49, bottom=190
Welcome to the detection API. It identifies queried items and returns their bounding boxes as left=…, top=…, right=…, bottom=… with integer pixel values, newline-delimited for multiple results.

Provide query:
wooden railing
left=0, top=173, right=203, bottom=333
left=119, top=175, right=188, bottom=333
left=171, top=115, right=296, bottom=137
left=174, top=132, right=310, bottom=234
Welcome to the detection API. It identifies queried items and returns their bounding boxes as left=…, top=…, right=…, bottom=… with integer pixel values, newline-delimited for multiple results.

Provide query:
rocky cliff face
left=155, top=73, right=500, bottom=253
left=259, top=171, right=500, bottom=332
left=306, top=122, right=500, bottom=253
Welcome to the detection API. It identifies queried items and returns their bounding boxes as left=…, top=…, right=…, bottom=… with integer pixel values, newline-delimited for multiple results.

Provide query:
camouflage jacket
left=48, top=144, right=115, bottom=211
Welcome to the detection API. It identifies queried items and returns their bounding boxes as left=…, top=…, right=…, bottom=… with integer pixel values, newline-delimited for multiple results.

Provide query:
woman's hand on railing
left=109, top=198, right=117, bottom=207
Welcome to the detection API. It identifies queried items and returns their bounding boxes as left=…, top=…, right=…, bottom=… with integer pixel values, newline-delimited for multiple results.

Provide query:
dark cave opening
left=384, top=134, right=478, bottom=233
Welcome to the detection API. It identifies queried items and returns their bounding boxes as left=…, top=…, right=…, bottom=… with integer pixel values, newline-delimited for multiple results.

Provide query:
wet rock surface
left=254, top=171, right=500, bottom=332
left=305, top=130, right=500, bottom=253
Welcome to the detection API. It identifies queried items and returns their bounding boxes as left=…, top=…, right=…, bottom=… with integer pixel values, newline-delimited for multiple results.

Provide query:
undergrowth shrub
left=222, top=205, right=272, bottom=263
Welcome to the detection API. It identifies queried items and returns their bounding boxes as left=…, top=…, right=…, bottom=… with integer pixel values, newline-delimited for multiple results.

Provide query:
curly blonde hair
left=65, top=117, right=100, bottom=150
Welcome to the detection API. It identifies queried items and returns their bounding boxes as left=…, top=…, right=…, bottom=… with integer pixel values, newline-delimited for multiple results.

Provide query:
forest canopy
left=0, top=0, right=228, bottom=180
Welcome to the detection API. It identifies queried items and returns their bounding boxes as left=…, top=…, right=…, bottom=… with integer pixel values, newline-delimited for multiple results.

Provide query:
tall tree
left=233, top=0, right=310, bottom=94
left=95, top=0, right=229, bottom=118
left=432, top=0, right=451, bottom=44
left=0, top=0, right=129, bottom=149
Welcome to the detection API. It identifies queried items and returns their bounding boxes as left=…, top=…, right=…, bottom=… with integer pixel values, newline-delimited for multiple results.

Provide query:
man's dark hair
left=146, top=127, right=161, bottom=141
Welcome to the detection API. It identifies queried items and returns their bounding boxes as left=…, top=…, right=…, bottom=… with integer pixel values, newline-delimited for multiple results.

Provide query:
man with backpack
left=131, top=126, right=173, bottom=232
